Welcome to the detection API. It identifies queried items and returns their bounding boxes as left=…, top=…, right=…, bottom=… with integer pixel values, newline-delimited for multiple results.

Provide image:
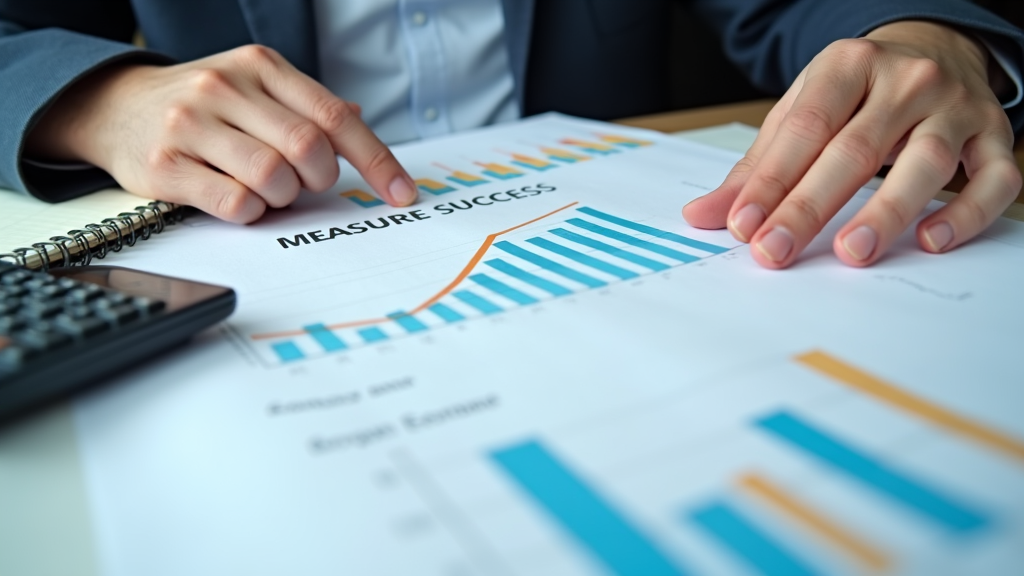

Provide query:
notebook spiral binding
left=0, top=201, right=189, bottom=271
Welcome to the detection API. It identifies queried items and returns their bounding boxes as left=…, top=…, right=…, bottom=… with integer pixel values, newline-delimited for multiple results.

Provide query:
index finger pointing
left=241, top=46, right=417, bottom=207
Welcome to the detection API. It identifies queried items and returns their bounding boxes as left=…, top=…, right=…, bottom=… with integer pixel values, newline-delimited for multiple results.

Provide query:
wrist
left=25, top=64, right=152, bottom=167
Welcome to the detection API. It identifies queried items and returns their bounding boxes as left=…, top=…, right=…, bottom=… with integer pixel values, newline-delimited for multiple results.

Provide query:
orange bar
left=738, top=473, right=892, bottom=572
left=598, top=134, right=653, bottom=146
left=796, top=350, right=1024, bottom=463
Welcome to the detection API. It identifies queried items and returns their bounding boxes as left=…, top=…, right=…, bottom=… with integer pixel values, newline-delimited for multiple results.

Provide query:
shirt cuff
left=979, top=37, right=1023, bottom=109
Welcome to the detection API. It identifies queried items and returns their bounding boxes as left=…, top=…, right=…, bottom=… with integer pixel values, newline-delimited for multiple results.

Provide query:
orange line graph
left=251, top=202, right=580, bottom=341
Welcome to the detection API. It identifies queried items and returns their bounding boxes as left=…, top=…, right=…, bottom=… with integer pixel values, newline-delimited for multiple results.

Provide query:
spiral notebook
left=0, top=187, right=190, bottom=271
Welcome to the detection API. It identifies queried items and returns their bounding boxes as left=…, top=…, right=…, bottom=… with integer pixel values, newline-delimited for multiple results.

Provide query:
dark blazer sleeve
left=690, top=0, right=1024, bottom=132
left=0, top=2, right=172, bottom=202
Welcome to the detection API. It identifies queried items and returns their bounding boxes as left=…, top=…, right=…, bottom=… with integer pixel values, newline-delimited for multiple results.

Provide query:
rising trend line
left=251, top=202, right=579, bottom=340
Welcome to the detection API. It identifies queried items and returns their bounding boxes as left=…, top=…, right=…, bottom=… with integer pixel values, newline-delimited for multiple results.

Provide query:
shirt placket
left=399, top=0, right=452, bottom=139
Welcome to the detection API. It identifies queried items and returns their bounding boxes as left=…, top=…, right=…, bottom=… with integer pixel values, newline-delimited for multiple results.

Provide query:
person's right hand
left=25, top=45, right=418, bottom=223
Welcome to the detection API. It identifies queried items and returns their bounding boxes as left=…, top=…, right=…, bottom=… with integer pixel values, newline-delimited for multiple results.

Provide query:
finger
left=832, top=118, right=964, bottom=266
left=189, top=124, right=302, bottom=208
left=748, top=92, right=923, bottom=269
left=726, top=56, right=869, bottom=243
left=683, top=72, right=805, bottom=230
left=144, top=152, right=266, bottom=223
left=917, top=134, right=1021, bottom=253
left=205, top=84, right=339, bottom=193
left=239, top=46, right=417, bottom=206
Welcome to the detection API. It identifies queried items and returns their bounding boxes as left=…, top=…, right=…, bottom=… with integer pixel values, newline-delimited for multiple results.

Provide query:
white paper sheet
left=74, top=114, right=1024, bottom=576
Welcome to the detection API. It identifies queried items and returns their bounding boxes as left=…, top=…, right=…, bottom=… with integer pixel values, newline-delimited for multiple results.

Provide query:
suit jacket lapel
left=236, top=0, right=319, bottom=78
left=501, top=0, right=535, bottom=110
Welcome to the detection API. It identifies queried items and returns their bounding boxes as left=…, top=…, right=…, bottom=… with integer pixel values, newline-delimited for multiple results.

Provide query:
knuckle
left=831, top=38, right=880, bottom=62
left=189, top=68, right=232, bottom=96
left=145, top=148, right=182, bottom=175
left=314, top=98, right=353, bottom=134
left=214, top=183, right=253, bottom=220
left=902, top=57, right=944, bottom=87
left=994, top=162, right=1023, bottom=201
left=246, top=147, right=286, bottom=191
left=283, top=121, right=324, bottom=162
left=911, top=134, right=958, bottom=179
left=751, top=168, right=792, bottom=196
left=233, top=44, right=279, bottom=66
left=873, top=194, right=915, bottom=229
left=831, top=131, right=882, bottom=176
left=162, top=104, right=198, bottom=133
left=731, top=155, right=759, bottom=175
left=363, top=145, right=395, bottom=176
left=958, top=195, right=991, bottom=230
left=786, top=195, right=825, bottom=231
left=785, top=106, right=835, bottom=144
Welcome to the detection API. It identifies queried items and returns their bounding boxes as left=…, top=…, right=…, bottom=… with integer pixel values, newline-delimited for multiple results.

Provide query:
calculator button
left=54, top=315, right=111, bottom=338
left=66, top=287, right=105, bottom=304
left=1, top=285, right=29, bottom=299
left=0, top=316, right=28, bottom=335
left=95, top=304, right=141, bottom=325
left=0, top=343, right=37, bottom=370
left=13, top=328, right=73, bottom=351
left=1, top=270, right=33, bottom=285
left=19, top=300, right=64, bottom=319
left=132, top=297, right=166, bottom=315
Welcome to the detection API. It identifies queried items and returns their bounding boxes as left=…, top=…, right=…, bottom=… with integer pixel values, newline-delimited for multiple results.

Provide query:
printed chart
left=408, top=351, right=1023, bottom=576
left=339, top=132, right=651, bottom=207
left=254, top=204, right=732, bottom=365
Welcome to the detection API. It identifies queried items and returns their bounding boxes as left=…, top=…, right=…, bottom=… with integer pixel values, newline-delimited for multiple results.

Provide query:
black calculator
left=0, top=262, right=235, bottom=423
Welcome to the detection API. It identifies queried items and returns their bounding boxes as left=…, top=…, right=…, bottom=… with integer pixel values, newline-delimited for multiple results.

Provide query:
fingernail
left=756, top=226, right=794, bottom=263
left=729, top=203, right=766, bottom=242
left=388, top=175, right=418, bottom=206
left=842, top=225, right=878, bottom=261
left=923, top=221, right=953, bottom=252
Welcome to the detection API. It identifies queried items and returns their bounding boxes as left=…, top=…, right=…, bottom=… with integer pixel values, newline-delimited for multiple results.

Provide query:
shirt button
left=423, top=107, right=439, bottom=122
left=411, top=11, right=428, bottom=26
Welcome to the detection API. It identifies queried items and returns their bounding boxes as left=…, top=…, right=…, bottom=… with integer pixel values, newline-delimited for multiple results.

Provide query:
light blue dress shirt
left=313, top=0, right=520, bottom=145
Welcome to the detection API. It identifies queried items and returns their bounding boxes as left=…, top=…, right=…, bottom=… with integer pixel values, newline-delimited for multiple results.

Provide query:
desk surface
left=2, top=99, right=1021, bottom=576
left=618, top=98, right=1024, bottom=207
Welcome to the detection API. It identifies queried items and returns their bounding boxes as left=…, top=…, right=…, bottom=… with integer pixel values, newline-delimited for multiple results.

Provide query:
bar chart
left=410, top=351, right=1022, bottom=576
left=338, top=131, right=648, bottom=207
left=253, top=204, right=733, bottom=365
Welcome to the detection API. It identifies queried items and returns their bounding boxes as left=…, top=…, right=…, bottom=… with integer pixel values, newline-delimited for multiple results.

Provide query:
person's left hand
left=683, top=20, right=1022, bottom=269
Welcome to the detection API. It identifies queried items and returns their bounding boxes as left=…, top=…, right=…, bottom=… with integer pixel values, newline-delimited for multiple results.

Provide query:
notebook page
left=0, top=187, right=153, bottom=252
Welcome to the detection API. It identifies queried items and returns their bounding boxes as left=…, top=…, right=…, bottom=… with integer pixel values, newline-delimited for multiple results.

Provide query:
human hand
left=25, top=45, right=418, bottom=223
left=683, top=21, right=1021, bottom=268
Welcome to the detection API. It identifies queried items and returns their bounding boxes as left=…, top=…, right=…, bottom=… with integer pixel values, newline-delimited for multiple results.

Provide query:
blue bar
left=485, top=259, right=573, bottom=297
left=527, top=237, right=638, bottom=280
left=303, top=323, right=347, bottom=352
left=357, top=326, right=389, bottom=344
left=567, top=219, right=699, bottom=264
left=271, top=341, right=304, bottom=362
left=491, top=440, right=690, bottom=576
left=757, top=411, right=990, bottom=532
left=453, top=290, right=503, bottom=315
left=428, top=302, right=465, bottom=323
left=549, top=228, right=670, bottom=272
left=387, top=311, right=429, bottom=334
left=689, top=501, right=820, bottom=576
left=577, top=207, right=728, bottom=254
left=470, top=273, right=538, bottom=305
left=495, top=241, right=606, bottom=288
